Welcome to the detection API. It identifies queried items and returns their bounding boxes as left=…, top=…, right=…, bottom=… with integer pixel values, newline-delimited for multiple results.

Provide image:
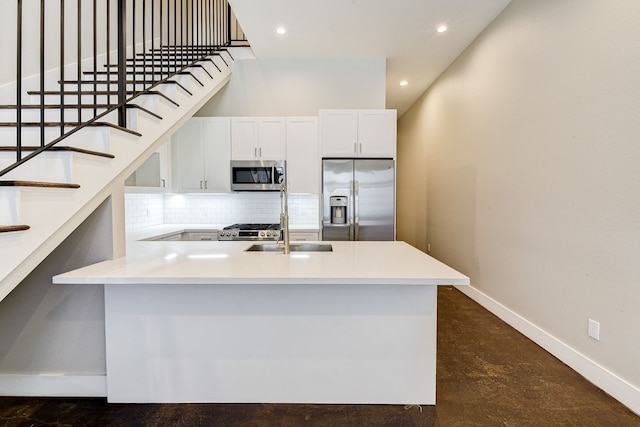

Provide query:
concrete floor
left=0, top=286, right=638, bottom=426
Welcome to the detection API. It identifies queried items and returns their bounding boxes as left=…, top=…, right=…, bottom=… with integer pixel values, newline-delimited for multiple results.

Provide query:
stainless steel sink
left=245, top=243, right=333, bottom=252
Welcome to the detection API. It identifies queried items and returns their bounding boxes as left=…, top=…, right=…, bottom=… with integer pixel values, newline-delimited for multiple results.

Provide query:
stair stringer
left=0, top=52, right=232, bottom=303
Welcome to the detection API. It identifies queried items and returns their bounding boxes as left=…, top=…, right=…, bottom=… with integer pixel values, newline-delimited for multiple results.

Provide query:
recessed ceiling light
left=437, top=25, right=448, bottom=33
left=276, top=27, right=287, bottom=35
left=400, top=80, right=408, bottom=87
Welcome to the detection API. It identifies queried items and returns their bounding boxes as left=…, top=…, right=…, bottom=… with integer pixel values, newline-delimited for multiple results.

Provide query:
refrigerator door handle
left=349, top=180, right=355, bottom=240
left=354, top=180, right=360, bottom=241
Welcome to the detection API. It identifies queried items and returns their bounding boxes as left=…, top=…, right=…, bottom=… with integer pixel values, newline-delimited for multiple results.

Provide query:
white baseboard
left=0, top=374, right=106, bottom=397
left=456, top=285, right=640, bottom=416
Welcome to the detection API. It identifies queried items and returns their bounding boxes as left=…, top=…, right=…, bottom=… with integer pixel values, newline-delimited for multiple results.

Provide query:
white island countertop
left=53, top=240, right=469, bottom=286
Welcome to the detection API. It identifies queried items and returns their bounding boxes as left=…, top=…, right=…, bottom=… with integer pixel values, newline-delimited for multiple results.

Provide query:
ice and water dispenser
left=329, top=196, right=348, bottom=224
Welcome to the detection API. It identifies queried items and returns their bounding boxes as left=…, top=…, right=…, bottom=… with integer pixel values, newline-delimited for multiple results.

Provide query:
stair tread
left=0, top=145, right=114, bottom=159
left=0, top=180, right=80, bottom=189
left=0, top=225, right=30, bottom=233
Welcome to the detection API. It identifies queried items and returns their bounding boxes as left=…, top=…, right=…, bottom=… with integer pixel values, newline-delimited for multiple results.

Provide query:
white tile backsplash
left=126, top=192, right=319, bottom=230
left=125, top=193, right=164, bottom=230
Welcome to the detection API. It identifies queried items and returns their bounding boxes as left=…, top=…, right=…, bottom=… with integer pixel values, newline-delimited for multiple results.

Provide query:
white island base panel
left=105, top=282, right=437, bottom=404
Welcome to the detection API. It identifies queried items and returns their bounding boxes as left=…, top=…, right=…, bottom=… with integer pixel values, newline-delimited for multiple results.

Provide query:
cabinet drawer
left=290, top=232, right=320, bottom=241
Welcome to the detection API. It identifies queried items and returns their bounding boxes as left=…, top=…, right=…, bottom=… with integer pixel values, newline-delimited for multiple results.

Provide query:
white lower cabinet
left=172, top=117, right=231, bottom=193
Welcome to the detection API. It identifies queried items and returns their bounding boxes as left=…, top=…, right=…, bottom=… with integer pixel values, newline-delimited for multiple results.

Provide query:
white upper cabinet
left=319, top=109, right=397, bottom=158
left=172, top=117, right=230, bottom=193
left=286, top=117, right=319, bottom=194
left=125, top=137, right=172, bottom=190
left=231, top=117, right=286, bottom=160
left=202, top=117, right=232, bottom=192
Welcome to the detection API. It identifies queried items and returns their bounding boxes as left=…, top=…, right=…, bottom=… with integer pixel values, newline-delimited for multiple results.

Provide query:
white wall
left=196, top=57, right=386, bottom=116
left=1, top=0, right=167, bottom=100
left=398, top=0, right=640, bottom=413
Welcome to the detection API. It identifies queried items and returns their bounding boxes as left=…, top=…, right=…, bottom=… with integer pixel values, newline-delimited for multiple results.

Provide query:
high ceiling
left=228, top=0, right=512, bottom=117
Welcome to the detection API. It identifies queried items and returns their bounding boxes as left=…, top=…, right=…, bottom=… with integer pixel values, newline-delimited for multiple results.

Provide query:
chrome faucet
left=276, top=162, right=290, bottom=254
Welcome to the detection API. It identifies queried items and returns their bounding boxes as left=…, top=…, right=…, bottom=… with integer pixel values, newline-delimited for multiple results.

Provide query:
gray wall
left=0, top=196, right=117, bottom=376
left=398, top=0, right=640, bottom=403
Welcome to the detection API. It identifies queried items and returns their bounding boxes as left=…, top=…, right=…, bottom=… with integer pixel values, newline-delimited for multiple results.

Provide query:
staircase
left=0, top=1, right=241, bottom=302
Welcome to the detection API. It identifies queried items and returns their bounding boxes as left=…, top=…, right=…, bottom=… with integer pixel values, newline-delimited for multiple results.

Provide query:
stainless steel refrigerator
left=322, top=158, right=395, bottom=241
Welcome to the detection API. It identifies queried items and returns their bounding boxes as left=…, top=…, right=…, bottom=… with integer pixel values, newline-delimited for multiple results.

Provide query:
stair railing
left=1, top=0, right=238, bottom=178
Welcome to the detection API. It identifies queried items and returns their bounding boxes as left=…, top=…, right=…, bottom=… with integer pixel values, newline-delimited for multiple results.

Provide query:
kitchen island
left=53, top=240, right=469, bottom=404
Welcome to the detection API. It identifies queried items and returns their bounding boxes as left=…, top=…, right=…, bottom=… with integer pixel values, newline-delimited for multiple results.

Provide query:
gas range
left=218, top=223, right=282, bottom=241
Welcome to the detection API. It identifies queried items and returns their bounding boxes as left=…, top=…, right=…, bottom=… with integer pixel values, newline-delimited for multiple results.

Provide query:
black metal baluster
left=40, top=0, right=45, bottom=147
left=191, top=0, right=195, bottom=57
left=16, top=0, right=22, bottom=162
left=204, top=0, right=208, bottom=50
left=132, top=0, right=136, bottom=95
left=60, top=0, right=65, bottom=136
left=173, top=0, right=176, bottom=73
left=178, top=0, right=184, bottom=68
left=107, top=0, right=111, bottom=107
left=151, top=0, right=155, bottom=84
left=117, top=0, right=126, bottom=127
left=143, top=0, right=147, bottom=92
left=93, top=0, right=98, bottom=118
left=227, top=1, right=232, bottom=45
left=159, top=0, right=163, bottom=80
left=193, top=0, right=200, bottom=51
left=218, top=0, right=222, bottom=47
left=77, top=0, right=82, bottom=124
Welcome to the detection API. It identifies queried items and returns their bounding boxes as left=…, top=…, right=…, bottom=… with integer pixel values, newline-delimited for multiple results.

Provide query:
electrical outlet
left=588, top=319, right=600, bottom=341
left=427, top=243, right=431, bottom=253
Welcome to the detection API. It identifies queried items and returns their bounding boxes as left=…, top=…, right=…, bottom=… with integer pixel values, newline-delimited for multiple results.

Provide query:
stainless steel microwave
left=230, top=160, right=286, bottom=191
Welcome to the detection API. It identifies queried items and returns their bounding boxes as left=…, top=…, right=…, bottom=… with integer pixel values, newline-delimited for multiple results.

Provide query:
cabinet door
left=202, top=117, right=231, bottom=193
left=231, top=117, right=259, bottom=160
left=258, top=117, right=286, bottom=160
left=172, top=118, right=205, bottom=192
left=319, top=110, right=358, bottom=157
left=156, top=137, right=172, bottom=190
left=286, top=117, right=319, bottom=194
left=357, top=110, right=397, bottom=158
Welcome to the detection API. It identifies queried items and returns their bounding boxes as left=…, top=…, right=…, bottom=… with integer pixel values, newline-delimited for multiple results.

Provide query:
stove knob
left=259, top=231, right=265, bottom=238
left=232, top=231, right=239, bottom=237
